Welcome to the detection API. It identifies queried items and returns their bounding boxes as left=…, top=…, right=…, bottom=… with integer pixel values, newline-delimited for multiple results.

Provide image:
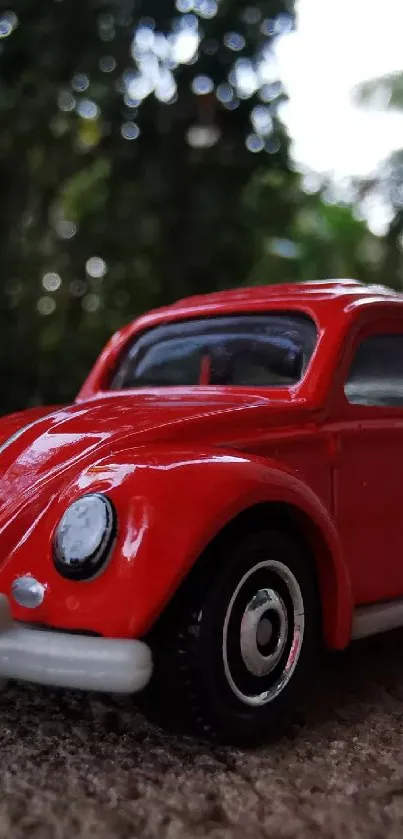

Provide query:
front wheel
left=145, top=530, right=319, bottom=745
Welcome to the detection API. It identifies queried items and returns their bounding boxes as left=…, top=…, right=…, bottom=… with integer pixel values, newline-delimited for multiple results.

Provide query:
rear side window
left=109, top=313, right=317, bottom=390
left=345, top=333, right=403, bottom=407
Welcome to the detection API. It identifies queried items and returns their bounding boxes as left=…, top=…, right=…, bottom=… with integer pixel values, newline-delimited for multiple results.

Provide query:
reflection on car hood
left=0, top=388, right=303, bottom=510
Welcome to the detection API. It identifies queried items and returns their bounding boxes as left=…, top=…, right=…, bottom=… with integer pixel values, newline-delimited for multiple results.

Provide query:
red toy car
left=0, top=278, right=401, bottom=743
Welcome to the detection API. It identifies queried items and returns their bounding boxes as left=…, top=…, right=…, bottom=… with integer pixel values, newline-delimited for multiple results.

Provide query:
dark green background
left=0, top=1, right=400, bottom=414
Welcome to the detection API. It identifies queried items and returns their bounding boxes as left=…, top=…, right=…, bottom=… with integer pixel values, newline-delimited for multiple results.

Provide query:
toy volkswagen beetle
left=0, top=278, right=402, bottom=744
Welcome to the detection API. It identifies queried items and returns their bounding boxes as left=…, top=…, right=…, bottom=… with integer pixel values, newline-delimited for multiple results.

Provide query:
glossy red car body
left=1, top=278, right=402, bottom=652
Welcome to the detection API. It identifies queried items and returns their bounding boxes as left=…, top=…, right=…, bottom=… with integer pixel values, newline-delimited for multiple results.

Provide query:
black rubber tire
left=141, top=529, right=319, bottom=746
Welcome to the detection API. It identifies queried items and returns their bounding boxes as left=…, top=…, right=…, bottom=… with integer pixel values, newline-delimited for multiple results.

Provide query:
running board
left=352, top=599, right=403, bottom=640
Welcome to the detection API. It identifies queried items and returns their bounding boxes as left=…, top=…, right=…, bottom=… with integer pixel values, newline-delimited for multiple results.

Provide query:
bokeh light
left=224, top=33, right=246, bottom=52
left=251, top=105, right=273, bottom=136
left=72, top=74, right=90, bottom=93
left=82, top=293, right=101, bottom=313
left=246, top=133, right=264, bottom=152
left=187, top=124, right=220, bottom=147
left=0, top=11, right=18, bottom=39
left=76, top=99, right=99, bottom=120
left=69, top=281, right=87, bottom=298
left=42, top=273, right=62, bottom=292
left=37, top=297, right=56, bottom=316
left=85, top=257, right=107, bottom=279
left=121, top=121, right=140, bottom=140
left=99, top=55, right=116, bottom=73
left=56, top=220, right=76, bottom=240
left=191, top=75, right=214, bottom=95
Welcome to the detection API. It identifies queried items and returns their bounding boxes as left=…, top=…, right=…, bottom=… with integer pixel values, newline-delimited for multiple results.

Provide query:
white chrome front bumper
left=0, top=594, right=153, bottom=693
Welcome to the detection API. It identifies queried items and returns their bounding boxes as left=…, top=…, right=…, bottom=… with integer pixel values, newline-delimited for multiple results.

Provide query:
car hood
left=0, top=389, right=304, bottom=511
left=0, top=388, right=310, bottom=572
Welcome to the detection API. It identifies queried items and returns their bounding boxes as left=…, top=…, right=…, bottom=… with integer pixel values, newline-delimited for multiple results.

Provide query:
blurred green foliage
left=0, top=1, right=397, bottom=413
left=354, top=73, right=403, bottom=290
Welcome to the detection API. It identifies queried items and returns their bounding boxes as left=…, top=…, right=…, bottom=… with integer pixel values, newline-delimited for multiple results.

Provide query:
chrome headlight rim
left=53, top=492, right=117, bottom=581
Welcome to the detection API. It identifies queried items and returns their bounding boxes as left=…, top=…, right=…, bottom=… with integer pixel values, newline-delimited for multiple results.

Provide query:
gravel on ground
left=1, top=629, right=403, bottom=839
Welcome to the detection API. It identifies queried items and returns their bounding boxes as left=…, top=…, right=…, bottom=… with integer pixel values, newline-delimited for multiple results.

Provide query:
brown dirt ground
left=1, top=629, right=403, bottom=839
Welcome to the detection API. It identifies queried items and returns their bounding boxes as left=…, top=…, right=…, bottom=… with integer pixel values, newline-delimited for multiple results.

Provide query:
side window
left=345, top=333, right=403, bottom=407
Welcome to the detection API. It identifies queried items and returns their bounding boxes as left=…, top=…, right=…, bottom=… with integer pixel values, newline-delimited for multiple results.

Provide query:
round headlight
left=54, top=493, right=116, bottom=580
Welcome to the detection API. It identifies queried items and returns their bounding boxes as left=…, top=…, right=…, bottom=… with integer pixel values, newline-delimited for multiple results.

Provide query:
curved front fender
left=2, top=446, right=352, bottom=647
left=62, top=446, right=352, bottom=647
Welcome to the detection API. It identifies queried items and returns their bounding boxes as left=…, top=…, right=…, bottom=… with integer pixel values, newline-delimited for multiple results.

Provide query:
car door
left=330, top=311, right=403, bottom=606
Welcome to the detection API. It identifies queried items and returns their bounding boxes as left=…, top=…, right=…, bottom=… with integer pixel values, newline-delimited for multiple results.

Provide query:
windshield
left=109, top=313, right=317, bottom=390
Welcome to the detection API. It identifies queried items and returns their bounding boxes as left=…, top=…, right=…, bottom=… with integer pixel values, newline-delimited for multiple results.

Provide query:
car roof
left=168, top=279, right=400, bottom=310
left=136, top=279, right=403, bottom=327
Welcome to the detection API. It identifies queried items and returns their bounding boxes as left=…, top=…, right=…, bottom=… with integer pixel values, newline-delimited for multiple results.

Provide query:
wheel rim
left=222, top=560, right=305, bottom=707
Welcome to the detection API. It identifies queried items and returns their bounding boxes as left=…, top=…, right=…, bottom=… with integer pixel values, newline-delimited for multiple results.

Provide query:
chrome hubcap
left=240, top=588, right=288, bottom=678
left=222, top=559, right=305, bottom=707
left=256, top=616, right=272, bottom=646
